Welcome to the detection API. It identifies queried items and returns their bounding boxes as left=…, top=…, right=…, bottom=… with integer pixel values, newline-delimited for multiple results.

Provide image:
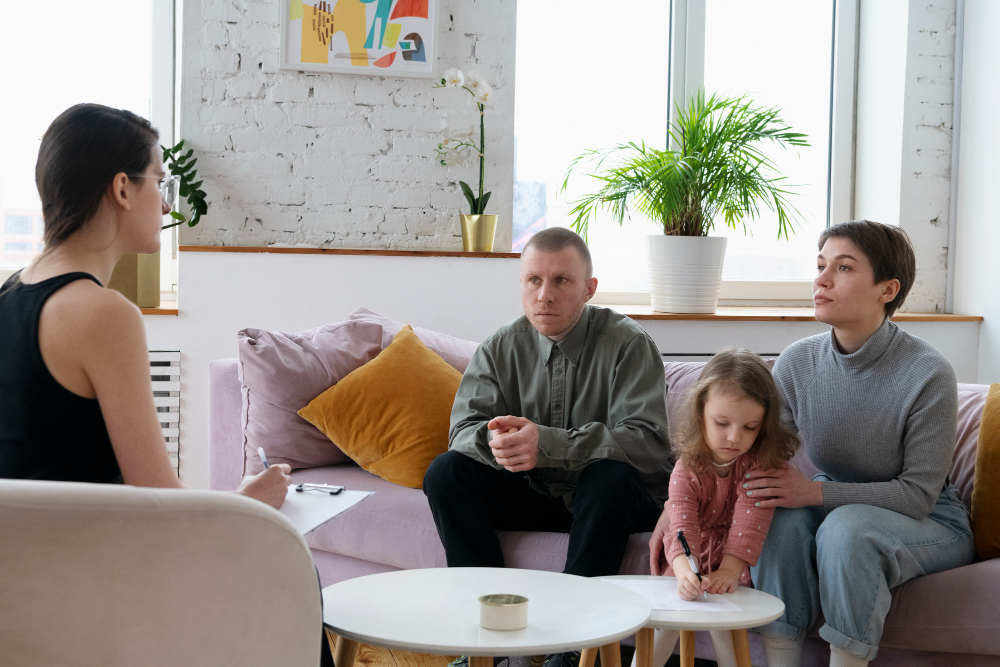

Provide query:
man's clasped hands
left=487, top=415, right=538, bottom=473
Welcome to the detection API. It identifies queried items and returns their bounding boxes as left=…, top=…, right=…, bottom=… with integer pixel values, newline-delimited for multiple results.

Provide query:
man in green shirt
left=423, top=227, right=673, bottom=585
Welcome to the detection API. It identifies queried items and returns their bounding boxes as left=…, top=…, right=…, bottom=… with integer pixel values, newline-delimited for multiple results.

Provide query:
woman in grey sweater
left=744, top=221, right=974, bottom=667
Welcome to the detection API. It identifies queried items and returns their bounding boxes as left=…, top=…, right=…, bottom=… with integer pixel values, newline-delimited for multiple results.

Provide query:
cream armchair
left=0, top=479, right=322, bottom=666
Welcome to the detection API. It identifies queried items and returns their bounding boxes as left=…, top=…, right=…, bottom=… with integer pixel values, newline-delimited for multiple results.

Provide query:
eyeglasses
left=128, top=173, right=181, bottom=210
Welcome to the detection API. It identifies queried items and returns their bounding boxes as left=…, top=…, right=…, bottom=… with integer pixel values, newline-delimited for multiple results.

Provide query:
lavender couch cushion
left=290, top=465, right=654, bottom=574
left=349, top=307, right=479, bottom=373
left=238, top=320, right=385, bottom=475
left=953, top=384, right=988, bottom=507
left=209, top=360, right=245, bottom=491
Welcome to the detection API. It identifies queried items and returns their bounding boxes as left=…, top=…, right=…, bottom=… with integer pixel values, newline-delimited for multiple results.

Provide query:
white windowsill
left=596, top=280, right=815, bottom=309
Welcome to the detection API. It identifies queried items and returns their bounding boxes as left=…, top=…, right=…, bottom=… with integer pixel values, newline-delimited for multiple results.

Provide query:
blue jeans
left=750, top=483, right=974, bottom=661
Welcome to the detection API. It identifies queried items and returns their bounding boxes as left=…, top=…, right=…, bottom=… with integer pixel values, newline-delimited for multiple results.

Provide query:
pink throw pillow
left=238, top=319, right=385, bottom=475
left=349, top=307, right=480, bottom=373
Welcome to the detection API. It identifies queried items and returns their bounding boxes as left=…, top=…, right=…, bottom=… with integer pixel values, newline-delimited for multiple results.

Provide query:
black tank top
left=0, top=272, right=122, bottom=483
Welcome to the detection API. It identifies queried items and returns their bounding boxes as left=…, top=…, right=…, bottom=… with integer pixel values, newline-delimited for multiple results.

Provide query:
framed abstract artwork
left=280, top=0, right=438, bottom=77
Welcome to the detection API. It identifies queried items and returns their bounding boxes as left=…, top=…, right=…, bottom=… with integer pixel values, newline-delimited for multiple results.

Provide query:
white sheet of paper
left=600, top=578, right=743, bottom=612
left=277, top=486, right=373, bottom=534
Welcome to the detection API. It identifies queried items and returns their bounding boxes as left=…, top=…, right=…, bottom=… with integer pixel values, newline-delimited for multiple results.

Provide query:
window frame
left=0, top=0, right=178, bottom=290
left=593, top=0, right=859, bottom=306
left=152, top=0, right=179, bottom=297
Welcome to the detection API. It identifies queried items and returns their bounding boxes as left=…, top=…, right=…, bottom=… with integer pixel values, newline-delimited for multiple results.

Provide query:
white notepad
left=600, top=578, right=743, bottom=613
left=277, top=486, right=373, bottom=534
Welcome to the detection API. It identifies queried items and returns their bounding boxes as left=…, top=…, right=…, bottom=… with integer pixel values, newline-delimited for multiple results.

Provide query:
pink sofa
left=209, top=357, right=1000, bottom=666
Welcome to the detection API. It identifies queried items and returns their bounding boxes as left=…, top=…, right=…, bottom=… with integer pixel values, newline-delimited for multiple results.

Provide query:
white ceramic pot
left=647, top=235, right=728, bottom=314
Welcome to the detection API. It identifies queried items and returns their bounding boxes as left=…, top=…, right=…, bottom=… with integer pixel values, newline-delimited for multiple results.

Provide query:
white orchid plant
left=434, top=68, right=495, bottom=215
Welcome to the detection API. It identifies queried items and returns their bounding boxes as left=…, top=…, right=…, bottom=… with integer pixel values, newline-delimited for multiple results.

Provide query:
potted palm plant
left=562, top=92, right=808, bottom=313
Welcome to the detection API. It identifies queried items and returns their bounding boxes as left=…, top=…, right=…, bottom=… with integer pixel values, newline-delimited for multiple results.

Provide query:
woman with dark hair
left=0, top=104, right=335, bottom=666
left=741, top=221, right=974, bottom=667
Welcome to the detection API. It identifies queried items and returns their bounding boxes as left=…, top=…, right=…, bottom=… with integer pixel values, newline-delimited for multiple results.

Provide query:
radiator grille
left=150, top=351, right=180, bottom=474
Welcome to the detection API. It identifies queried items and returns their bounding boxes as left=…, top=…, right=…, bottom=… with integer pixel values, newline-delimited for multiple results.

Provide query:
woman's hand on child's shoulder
left=743, top=463, right=823, bottom=508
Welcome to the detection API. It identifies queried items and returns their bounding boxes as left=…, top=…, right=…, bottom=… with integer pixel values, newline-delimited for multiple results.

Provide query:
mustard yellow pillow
left=298, top=325, right=462, bottom=488
left=972, top=383, right=1000, bottom=559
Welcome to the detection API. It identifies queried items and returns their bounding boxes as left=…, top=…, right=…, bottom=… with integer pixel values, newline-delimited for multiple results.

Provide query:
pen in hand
left=677, top=530, right=710, bottom=601
left=258, top=447, right=270, bottom=469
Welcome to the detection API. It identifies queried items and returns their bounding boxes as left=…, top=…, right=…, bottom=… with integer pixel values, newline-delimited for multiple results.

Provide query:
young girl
left=639, top=349, right=798, bottom=667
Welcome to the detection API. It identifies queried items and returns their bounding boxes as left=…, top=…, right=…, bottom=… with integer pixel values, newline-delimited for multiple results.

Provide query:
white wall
left=172, top=250, right=523, bottom=487
left=161, top=251, right=982, bottom=488
left=855, top=0, right=958, bottom=313
left=855, top=0, right=908, bottom=229
left=954, top=0, right=1000, bottom=384
left=179, top=0, right=516, bottom=251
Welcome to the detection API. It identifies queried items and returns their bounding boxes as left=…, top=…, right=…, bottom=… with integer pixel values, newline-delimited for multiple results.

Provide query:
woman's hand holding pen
left=236, top=464, right=292, bottom=509
left=672, top=555, right=711, bottom=601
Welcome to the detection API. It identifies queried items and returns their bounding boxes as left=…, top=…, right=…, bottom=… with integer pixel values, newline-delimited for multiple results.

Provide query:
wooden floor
left=326, top=634, right=717, bottom=667
left=327, top=631, right=457, bottom=667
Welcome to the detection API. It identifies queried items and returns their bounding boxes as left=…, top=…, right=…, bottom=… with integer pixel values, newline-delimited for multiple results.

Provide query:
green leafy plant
left=561, top=91, right=809, bottom=241
left=161, top=140, right=208, bottom=230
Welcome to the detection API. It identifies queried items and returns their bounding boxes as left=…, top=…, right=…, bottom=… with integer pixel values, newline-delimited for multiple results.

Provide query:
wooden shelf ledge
left=141, top=300, right=178, bottom=316
left=179, top=245, right=520, bottom=259
left=595, top=304, right=983, bottom=323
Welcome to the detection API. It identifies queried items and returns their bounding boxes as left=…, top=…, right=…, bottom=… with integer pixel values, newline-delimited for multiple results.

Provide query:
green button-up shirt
left=449, top=305, right=673, bottom=508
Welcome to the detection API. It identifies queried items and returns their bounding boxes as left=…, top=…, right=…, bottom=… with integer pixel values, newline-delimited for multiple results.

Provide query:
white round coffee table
left=322, top=568, right=652, bottom=667
left=602, top=576, right=784, bottom=667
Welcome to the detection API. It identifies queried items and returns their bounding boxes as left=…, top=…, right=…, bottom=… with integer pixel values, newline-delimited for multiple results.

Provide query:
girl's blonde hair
left=674, top=348, right=798, bottom=474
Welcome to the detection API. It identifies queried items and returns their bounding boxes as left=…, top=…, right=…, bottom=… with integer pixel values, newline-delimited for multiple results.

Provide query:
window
left=4, top=215, right=33, bottom=236
left=0, top=0, right=176, bottom=293
left=513, top=0, right=857, bottom=300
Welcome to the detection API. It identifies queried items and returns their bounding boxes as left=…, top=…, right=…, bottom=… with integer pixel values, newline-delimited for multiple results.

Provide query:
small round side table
left=597, top=575, right=785, bottom=667
left=321, top=567, right=653, bottom=667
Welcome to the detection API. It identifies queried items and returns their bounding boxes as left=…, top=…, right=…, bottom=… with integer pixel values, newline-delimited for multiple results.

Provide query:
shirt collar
left=539, top=305, right=592, bottom=366
left=830, top=316, right=898, bottom=370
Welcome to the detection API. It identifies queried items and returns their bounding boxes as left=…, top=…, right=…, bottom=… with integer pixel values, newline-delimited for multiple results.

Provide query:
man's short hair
left=522, top=227, right=593, bottom=278
left=818, top=220, right=915, bottom=317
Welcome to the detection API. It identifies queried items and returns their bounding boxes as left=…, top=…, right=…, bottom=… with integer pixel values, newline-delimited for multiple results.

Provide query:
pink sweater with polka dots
left=663, top=456, right=775, bottom=587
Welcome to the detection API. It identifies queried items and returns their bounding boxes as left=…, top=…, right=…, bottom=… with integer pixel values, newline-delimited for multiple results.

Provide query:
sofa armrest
left=208, top=359, right=244, bottom=491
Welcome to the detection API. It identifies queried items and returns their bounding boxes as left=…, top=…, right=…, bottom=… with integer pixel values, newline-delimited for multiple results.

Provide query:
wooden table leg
left=729, top=629, right=752, bottom=667
left=598, top=642, right=621, bottom=667
left=580, top=647, right=599, bottom=667
left=470, top=657, right=494, bottom=667
left=332, top=634, right=360, bottom=667
left=633, top=627, right=654, bottom=667
left=678, top=631, right=695, bottom=667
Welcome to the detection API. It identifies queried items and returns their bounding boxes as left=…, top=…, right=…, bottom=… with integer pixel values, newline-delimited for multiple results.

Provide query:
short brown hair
left=522, top=227, right=593, bottom=277
left=673, top=349, right=798, bottom=475
left=818, top=220, right=915, bottom=317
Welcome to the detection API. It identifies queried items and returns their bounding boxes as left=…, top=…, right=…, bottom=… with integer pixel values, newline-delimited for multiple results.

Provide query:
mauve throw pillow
left=349, top=307, right=479, bottom=373
left=238, top=319, right=385, bottom=475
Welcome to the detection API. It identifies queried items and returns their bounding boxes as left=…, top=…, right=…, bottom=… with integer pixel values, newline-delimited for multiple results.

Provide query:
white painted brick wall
left=898, top=0, right=957, bottom=313
left=179, top=0, right=515, bottom=251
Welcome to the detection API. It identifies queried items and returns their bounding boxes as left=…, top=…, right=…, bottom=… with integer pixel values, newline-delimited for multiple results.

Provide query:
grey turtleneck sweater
left=773, top=317, right=957, bottom=520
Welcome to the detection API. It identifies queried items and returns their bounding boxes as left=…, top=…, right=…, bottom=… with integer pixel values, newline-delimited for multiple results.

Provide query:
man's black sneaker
left=447, top=657, right=511, bottom=667
left=542, top=651, right=581, bottom=667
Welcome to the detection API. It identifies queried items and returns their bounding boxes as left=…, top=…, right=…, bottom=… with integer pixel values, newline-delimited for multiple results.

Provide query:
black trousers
left=423, top=450, right=663, bottom=577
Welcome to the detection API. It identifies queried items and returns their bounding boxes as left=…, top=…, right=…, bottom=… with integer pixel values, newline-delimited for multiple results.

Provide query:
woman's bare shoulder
left=43, top=279, right=144, bottom=341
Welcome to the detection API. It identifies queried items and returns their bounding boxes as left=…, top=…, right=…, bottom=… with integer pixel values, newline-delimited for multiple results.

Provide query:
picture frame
left=280, top=0, right=439, bottom=78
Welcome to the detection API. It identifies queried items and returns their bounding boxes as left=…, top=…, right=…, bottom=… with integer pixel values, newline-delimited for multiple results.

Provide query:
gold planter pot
left=107, top=252, right=160, bottom=308
left=460, top=214, right=498, bottom=252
